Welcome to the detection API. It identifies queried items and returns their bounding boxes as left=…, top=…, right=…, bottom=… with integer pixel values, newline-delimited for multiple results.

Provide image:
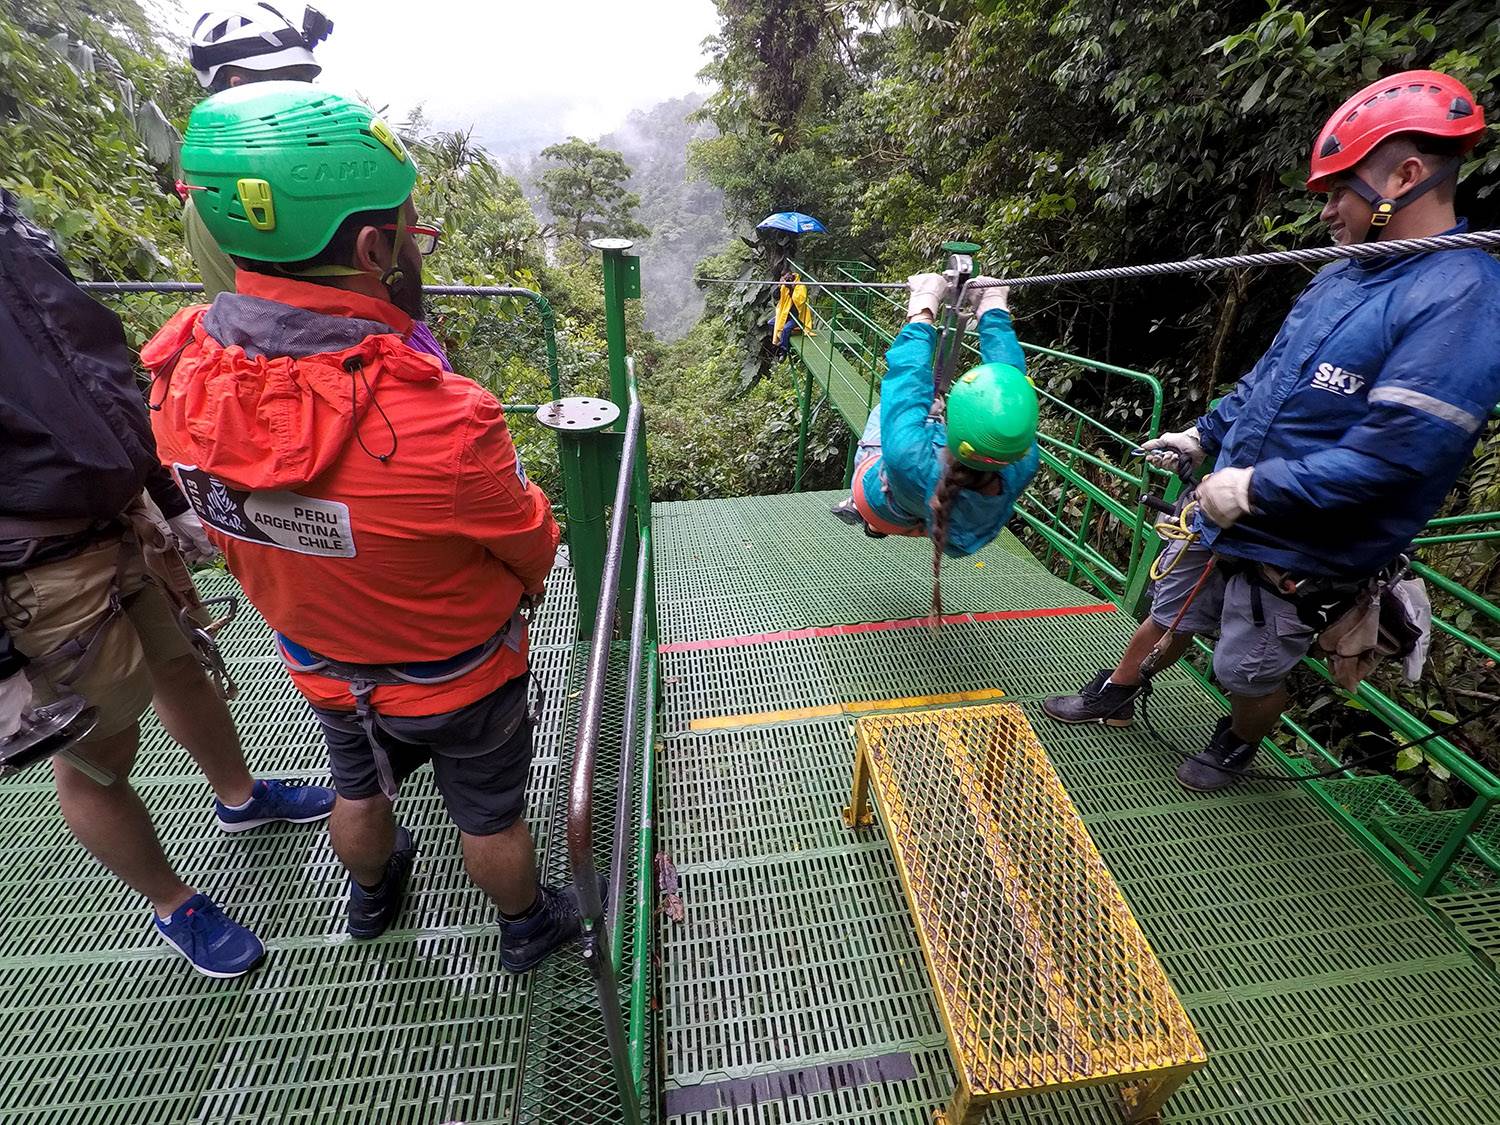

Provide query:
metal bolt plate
left=536, top=397, right=621, bottom=432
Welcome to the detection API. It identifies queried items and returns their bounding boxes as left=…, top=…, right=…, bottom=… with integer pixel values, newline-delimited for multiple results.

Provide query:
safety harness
left=0, top=498, right=240, bottom=783
left=276, top=610, right=525, bottom=801
left=1104, top=477, right=1458, bottom=783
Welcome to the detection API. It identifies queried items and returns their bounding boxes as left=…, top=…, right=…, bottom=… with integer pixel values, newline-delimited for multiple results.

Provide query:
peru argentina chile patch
left=173, top=465, right=357, bottom=558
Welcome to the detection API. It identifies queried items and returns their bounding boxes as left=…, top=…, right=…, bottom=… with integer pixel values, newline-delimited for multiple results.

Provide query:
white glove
left=967, top=278, right=1010, bottom=318
left=0, top=672, right=33, bottom=741
left=168, top=510, right=218, bottom=565
left=1196, top=467, right=1256, bottom=528
left=1139, top=428, right=1206, bottom=472
left=906, top=273, right=947, bottom=321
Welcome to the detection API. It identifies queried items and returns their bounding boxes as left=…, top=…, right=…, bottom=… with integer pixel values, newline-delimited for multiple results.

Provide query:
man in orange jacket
left=147, top=84, right=581, bottom=971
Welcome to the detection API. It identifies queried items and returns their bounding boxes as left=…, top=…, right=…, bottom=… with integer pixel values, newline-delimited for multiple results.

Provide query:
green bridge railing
left=785, top=258, right=1500, bottom=900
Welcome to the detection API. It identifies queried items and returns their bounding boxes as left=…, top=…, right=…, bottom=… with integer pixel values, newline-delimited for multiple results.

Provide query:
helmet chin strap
left=282, top=214, right=408, bottom=290
left=378, top=212, right=408, bottom=290
left=1344, top=155, right=1461, bottom=242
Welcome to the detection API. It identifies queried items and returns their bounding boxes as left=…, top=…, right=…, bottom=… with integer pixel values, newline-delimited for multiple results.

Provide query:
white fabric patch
left=174, top=465, right=357, bottom=558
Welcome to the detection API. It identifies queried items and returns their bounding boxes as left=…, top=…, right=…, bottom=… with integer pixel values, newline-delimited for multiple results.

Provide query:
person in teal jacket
left=834, top=273, right=1041, bottom=617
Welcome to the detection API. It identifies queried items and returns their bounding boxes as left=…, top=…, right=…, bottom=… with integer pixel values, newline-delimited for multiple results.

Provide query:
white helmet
left=189, top=4, right=333, bottom=89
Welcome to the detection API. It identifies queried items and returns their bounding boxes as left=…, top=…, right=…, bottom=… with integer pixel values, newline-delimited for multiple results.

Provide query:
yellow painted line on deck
left=689, top=689, right=1006, bottom=732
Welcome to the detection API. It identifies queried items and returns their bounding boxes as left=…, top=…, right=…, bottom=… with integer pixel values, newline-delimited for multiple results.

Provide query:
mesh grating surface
left=517, top=638, right=652, bottom=1125
left=0, top=565, right=581, bottom=1124
left=849, top=704, right=1205, bottom=1116
left=1431, top=890, right=1500, bottom=972
left=654, top=493, right=1096, bottom=645
left=653, top=491, right=1500, bottom=1125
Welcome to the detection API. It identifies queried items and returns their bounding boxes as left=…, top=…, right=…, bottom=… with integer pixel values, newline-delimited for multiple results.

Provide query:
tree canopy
left=538, top=136, right=650, bottom=247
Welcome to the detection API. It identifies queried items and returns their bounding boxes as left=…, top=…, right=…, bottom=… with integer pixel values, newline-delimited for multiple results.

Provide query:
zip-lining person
left=146, top=83, right=587, bottom=972
left=1042, top=70, right=1500, bottom=790
left=833, top=273, right=1041, bottom=619
left=182, top=4, right=452, bottom=370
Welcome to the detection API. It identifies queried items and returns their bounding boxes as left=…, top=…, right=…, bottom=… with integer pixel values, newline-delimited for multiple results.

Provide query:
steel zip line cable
left=693, top=227, right=1500, bottom=292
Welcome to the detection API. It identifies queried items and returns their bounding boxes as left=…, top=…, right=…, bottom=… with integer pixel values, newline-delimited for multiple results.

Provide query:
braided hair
left=929, top=454, right=996, bottom=628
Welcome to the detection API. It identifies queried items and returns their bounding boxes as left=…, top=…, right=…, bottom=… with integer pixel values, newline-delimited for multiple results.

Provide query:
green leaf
left=1239, top=72, right=1270, bottom=113
left=1395, top=747, right=1422, bottom=772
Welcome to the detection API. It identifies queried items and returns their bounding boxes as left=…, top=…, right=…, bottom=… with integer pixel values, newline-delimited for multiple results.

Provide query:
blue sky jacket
left=864, top=309, right=1040, bottom=557
left=1197, top=222, right=1500, bottom=578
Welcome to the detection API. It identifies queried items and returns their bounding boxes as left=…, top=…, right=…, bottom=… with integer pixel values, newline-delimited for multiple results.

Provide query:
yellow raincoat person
left=773, top=273, right=815, bottom=354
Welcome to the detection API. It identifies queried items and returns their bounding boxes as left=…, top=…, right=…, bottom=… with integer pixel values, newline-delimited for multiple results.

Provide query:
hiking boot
left=154, top=893, right=265, bottom=978
left=1041, top=670, right=1137, bottom=727
left=1177, top=716, right=1258, bottom=792
left=347, top=826, right=418, bottom=939
left=500, top=878, right=603, bottom=974
left=216, top=778, right=336, bottom=832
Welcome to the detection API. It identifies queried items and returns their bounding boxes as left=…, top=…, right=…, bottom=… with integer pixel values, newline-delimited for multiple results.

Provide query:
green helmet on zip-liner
left=180, top=82, right=416, bottom=263
left=945, top=362, right=1038, bottom=470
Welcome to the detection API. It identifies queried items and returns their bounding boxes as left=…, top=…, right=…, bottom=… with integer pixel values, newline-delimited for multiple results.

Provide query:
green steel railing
left=786, top=259, right=1500, bottom=898
left=554, top=243, right=657, bottom=1121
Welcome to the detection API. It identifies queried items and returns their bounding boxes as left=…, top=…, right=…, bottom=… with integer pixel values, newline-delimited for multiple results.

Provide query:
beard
left=384, top=242, right=426, bottom=320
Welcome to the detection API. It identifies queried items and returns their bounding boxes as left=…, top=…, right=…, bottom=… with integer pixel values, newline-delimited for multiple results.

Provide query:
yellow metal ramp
left=846, top=704, right=1206, bottom=1123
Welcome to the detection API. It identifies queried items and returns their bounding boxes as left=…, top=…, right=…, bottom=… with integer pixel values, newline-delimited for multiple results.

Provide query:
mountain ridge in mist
left=600, top=93, right=730, bottom=340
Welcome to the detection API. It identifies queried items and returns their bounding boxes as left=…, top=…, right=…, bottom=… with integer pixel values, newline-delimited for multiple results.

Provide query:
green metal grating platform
left=652, top=491, right=1500, bottom=1125
left=0, top=558, right=640, bottom=1125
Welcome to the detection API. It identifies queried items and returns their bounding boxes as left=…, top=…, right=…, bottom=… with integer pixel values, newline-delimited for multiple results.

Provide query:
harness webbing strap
left=277, top=615, right=523, bottom=801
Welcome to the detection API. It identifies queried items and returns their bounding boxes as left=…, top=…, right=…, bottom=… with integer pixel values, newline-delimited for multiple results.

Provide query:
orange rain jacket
left=145, top=272, right=559, bottom=716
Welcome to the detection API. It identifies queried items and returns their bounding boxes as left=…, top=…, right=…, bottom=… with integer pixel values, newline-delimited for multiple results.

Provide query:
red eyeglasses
left=379, top=222, right=442, bottom=256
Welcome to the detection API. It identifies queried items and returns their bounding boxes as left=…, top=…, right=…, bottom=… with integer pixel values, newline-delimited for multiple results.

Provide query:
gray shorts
left=313, top=673, right=533, bottom=836
left=1148, top=540, right=1316, bottom=698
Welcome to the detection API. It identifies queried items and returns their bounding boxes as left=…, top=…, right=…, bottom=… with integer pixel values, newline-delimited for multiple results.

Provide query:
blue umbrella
left=757, top=211, right=826, bottom=235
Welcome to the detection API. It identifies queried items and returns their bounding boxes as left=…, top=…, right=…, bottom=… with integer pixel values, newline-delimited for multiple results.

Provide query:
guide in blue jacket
left=1041, top=69, right=1500, bottom=792
left=833, top=273, right=1041, bottom=618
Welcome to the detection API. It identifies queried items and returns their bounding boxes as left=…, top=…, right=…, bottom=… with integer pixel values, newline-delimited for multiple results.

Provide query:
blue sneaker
left=216, top=778, right=336, bottom=833
left=153, top=893, right=265, bottom=978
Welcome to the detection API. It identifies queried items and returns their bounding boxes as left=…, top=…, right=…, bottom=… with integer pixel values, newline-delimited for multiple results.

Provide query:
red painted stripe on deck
left=658, top=602, right=1116, bottom=654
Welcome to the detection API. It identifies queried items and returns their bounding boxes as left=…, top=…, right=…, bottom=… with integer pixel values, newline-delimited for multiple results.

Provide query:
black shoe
left=830, top=497, right=864, bottom=527
left=1041, top=670, right=1137, bottom=727
left=500, top=877, right=603, bottom=974
left=1177, top=716, right=1258, bottom=792
left=347, top=825, right=417, bottom=939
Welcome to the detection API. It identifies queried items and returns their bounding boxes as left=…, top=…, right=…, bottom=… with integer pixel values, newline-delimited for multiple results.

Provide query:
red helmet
left=1307, top=70, right=1486, bottom=191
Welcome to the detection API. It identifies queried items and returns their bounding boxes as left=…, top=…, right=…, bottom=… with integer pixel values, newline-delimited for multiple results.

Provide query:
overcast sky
left=168, top=1, right=720, bottom=153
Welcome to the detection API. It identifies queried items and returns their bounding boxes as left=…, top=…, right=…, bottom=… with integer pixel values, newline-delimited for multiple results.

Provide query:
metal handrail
left=78, top=280, right=563, bottom=401
left=566, top=374, right=647, bottom=1125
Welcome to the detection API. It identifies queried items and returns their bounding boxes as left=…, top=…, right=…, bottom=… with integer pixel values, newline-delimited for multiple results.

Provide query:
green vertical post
left=794, top=363, right=812, bottom=492
left=593, top=237, right=641, bottom=420
left=538, top=398, right=623, bottom=637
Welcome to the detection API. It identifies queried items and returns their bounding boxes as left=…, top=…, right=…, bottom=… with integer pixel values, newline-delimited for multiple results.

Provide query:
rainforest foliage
left=2, top=0, right=1498, bottom=785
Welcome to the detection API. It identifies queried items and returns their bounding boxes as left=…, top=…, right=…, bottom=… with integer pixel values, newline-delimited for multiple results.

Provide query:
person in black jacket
left=0, top=190, right=335, bottom=978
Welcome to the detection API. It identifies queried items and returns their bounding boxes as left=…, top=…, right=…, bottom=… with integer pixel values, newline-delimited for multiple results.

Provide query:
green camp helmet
left=945, top=362, right=1038, bottom=470
left=180, top=83, right=417, bottom=263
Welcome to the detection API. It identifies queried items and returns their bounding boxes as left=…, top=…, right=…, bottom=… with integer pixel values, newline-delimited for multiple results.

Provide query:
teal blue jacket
left=859, top=309, right=1040, bottom=556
